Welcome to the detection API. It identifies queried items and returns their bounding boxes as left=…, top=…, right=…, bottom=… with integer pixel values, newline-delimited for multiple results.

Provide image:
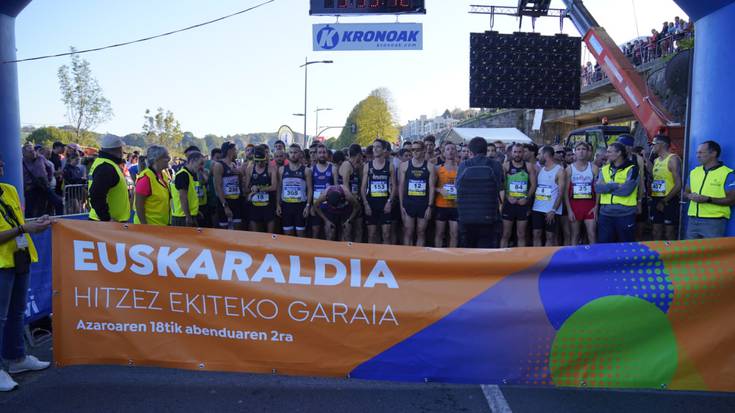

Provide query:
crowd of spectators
left=582, top=16, right=693, bottom=86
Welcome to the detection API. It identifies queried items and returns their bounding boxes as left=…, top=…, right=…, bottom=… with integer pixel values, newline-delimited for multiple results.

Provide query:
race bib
left=223, top=176, right=240, bottom=197
left=283, top=182, right=304, bottom=203
left=251, top=191, right=269, bottom=205
left=572, top=183, right=593, bottom=200
left=351, top=182, right=360, bottom=195
left=536, top=184, right=552, bottom=201
left=443, top=183, right=457, bottom=200
left=652, top=180, right=666, bottom=196
left=370, top=181, right=388, bottom=198
left=195, top=184, right=205, bottom=199
left=509, top=181, right=528, bottom=196
left=313, top=188, right=324, bottom=201
left=408, top=180, right=427, bottom=197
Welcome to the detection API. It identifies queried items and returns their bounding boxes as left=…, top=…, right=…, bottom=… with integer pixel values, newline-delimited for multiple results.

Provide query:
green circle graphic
left=550, top=296, right=678, bottom=389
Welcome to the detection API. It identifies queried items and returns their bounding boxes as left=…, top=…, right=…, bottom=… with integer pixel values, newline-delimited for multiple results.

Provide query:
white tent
left=446, top=128, right=533, bottom=145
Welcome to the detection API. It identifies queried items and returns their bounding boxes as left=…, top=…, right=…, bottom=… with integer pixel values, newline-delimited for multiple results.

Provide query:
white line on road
left=481, top=384, right=513, bottom=413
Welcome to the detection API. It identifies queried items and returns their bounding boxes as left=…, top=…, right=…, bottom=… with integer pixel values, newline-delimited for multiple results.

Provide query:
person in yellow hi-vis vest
left=595, top=142, right=640, bottom=243
left=684, top=141, right=735, bottom=239
left=0, top=155, right=51, bottom=392
left=171, top=152, right=205, bottom=227
left=649, top=135, right=682, bottom=241
left=134, top=145, right=171, bottom=226
left=88, top=135, right=131, bottom=222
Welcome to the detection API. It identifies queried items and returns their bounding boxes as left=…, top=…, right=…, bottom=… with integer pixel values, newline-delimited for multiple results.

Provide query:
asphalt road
left=2, top=341, right=735, bottom=413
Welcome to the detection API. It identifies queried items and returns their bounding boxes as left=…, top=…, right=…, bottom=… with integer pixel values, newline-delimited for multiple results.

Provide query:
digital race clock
left=309, top=0, right=426, bottom=15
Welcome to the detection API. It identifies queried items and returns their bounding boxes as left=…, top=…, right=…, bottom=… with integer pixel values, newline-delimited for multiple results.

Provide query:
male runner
left=276, top=144, right=312, bottom=237
left=361, top=139, right=396, bottom=244
left=500, top=144, right=537, bottom=248
left=399, top=140, right=436, bottom=246
left=650, top=135, right=682, bottom=240
left=245, top=147, right=278, bottom=233
left=310, top=144, right=337, bottom=239
left=564, top=142, right=599, bottom=245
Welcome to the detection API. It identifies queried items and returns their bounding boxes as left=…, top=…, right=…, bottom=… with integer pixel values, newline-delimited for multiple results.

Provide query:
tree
left=57, top=47, right=113, bottom=140
left=142, top=108, right=184, bottom=151
left=336, top=89, right=400, bottom=148
left=26, top=126, right=75, bottom=148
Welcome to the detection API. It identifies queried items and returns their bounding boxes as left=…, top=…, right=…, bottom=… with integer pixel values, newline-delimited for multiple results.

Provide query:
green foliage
left=26, top=127, right=74, bottom=147
left=57, top=47, right=113, bottom=140
left=143, top=108, right=184, bottom=152
left=336, top=88, right=399, bottom=148
left=324, top=137, right=339, bottom=150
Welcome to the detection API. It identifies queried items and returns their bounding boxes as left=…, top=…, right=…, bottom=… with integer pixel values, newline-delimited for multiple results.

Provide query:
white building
left=402, top=113, right=460, bottom=141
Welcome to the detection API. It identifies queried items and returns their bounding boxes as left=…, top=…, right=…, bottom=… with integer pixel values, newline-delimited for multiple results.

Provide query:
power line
left=3, top=0, right=275, bottom=64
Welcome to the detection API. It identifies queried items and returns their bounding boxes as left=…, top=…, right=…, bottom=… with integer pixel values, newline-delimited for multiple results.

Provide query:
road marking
left=481, top=384, right=513, bottom=413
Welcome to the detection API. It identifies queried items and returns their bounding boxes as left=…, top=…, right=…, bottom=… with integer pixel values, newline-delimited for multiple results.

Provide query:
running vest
left=312, top=163, right=334, bottom=201
left=687, top=164, right=734, bottom=219
left=0, top=184, right=39, bottom=268
left=133, top=169, right=171, bottom=225
left=219, top=160, right=241, bottom=200
left=171, top=167, right=200, bottom=217
left=339, top=161, right=361, bottom=197
left=506, top=162, right=530, bottom=198
left=533, top=164, right=563, bottom=214
left=88, top=157, right=131, bottom=222
left=570, top=162, right=595, bottom=200
left=600, top=163, right=638, bottom=207
left=250, top=164, right=272, bottom=207
left=405, top=160, right=430, bottom=204
left=436, top=164, right=457, bottom=208
left=652, top=154, right=675, bottom=198
left=367, top=160, right=390, bottom=199
left=282, top=165, right=307, bottom=203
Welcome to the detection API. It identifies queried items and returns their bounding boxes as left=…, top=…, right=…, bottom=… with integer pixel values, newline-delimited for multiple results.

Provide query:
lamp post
left=300, top=58, right=333, bottom=147
left=315, top=107, right=333, bottom=141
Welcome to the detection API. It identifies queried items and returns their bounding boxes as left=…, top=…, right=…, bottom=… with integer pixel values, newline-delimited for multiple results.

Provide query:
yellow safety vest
left=652, top=154, right=675, bottom=197
left=0, top=184, right=38, bottom=268
left=133, top=169, right=171, bottom=225
left=88, top=157, right=131, bottom=222
left=171, top=168, right=200, bottom=217
left=600, top=163, right=638, bottom=207
left=687, top=164, right=734, bottom=219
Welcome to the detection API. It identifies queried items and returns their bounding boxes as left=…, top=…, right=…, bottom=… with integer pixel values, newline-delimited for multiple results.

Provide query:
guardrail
left=63, top=184, right=88, bottom=215
left=581, top=32, right=693, bottom=87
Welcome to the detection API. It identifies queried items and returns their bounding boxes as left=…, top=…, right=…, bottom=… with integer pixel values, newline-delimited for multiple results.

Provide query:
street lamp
left=300, top=58, right=333, bottom=147
left=315, top=107, right=333, bottom=140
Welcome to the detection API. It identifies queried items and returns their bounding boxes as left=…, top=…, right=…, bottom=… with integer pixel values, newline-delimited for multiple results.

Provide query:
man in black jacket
left=88, top=135, right=130, bottom=222
left=456, top=137, right=505, bottom=248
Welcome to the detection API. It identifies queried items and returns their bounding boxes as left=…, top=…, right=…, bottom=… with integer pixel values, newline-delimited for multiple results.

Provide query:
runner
left=361, top=139, right=396, bottom=245
left=338, top=144, right=364, bottom=242
left=554, top=144, right=571, bottom=245
left=650, top=135, right=682, bottom=240
left=244, top=147, right=278, bottom=233
left=434, top=142, right=460, bottom=248
left=310, top=144, right=337, bottom=239
left=276, top=144, right=312, bottom=237
left=564, top=142, right=599, bottom=245
left=423, top=135, right=437, bottom=164
left=314, top=185, right=360, bottom=241
left=532, top=146, right=566, bottom=246
left=399, top=140, right=436, bottom=246
left=212, top=141, right=244, bottom=230
left=500, top=144, right=537, bottom=248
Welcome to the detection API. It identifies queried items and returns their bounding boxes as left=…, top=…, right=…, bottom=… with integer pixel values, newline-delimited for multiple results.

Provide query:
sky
left=15, top=0, right=686, bottom=139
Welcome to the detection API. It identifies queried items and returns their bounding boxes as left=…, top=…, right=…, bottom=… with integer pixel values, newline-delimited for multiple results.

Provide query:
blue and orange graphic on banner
left=52, top=220, right=735, bottom=392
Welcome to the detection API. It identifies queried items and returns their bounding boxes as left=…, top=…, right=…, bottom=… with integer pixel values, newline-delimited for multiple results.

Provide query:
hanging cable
left=631, top=0, right=641, bottom=38
left=2, top=0, right=275, bottom=64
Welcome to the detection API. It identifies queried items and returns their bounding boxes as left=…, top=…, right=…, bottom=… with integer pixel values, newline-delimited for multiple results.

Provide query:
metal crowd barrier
left=63, top=184, right=88, bottom=215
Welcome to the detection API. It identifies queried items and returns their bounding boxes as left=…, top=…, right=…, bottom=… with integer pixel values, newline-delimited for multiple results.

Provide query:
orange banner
left=53, top=220, right=735, bottom=391
left=52, top=220, right=547, bottom=377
